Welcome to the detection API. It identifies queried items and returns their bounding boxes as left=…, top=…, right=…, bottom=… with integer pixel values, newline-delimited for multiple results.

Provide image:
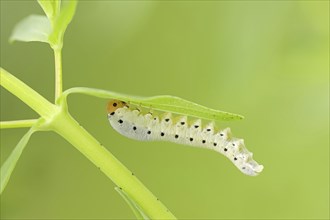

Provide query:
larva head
left=107, top=100, right=127, bottom=115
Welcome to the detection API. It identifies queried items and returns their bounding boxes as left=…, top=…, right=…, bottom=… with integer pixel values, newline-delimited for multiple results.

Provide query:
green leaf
left=59, top=87, right=244, bottom=121
left=10, top=1, right=77, bottom=48
left=9, top=15, right=52, bottom=43
left=115, top=187, right=150, bottom=220
left=37, top=0, right=60, bottom=21
left=49, top=0, right=77, bottom=49
left=0, top=128, right=36, bottom=194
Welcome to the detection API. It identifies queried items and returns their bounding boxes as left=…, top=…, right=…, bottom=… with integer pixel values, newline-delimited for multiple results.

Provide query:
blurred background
left=1, top=1, right=329, bottom=219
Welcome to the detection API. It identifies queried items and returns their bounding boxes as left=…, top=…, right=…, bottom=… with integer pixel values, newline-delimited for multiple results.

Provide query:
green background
left=1, top=1, right=329, bottom=219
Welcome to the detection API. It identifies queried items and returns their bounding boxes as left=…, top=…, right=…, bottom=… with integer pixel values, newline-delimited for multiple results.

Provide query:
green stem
left=0, top=119, right=38, bottom=129
left=0, top=68, right=58, bottom=119
left=0, top=68, right=176, bottom=219
left=51, top=110, right=175, bottom=219
left=54, top=48, right=62, bottom=100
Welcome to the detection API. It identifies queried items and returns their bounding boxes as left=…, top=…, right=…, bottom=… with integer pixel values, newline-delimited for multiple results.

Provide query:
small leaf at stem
left=9, top=15, right=51, bottom=43
left=1, top=128, right=36, bottom=194
left=115, top=187, right=150, bottom=220
left=48, top=0, right=77, bottom=49
left=37, top=0, right=60, bottom=21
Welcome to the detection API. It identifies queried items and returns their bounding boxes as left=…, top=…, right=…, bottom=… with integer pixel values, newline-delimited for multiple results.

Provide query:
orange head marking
left=107, top=100, right=127, bottom=114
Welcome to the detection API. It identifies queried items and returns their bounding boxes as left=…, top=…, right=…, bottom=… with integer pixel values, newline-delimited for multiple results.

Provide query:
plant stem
left=54, top=48, right=62, bottom=101
left=0, top=68, right=58, bottom=119
left=0, top=68, right=176, bottom=219
left=51, top=111, right=175, bottom=219
left=0, top=119, right=38, bottom=129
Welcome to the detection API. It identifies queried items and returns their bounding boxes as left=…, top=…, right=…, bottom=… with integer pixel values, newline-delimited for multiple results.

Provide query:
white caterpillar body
left=107, top=100, right=263, bottom=176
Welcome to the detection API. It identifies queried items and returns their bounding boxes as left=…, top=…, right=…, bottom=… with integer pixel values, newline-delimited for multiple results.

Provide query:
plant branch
left=0, top=68, right=58, bottom=119
left=0, top=119, right=38, bottom=129
left=54, top=48, right=63, bottom=100
left=51, top=110, right=176, bottom=219
left=0, top=68, right=176, bottom=219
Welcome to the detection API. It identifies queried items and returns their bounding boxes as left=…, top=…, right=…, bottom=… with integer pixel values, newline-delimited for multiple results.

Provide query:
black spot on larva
left=232, top=143, right=236, bottom=146
left=242, top=167, right=246, bottom=170
left=180, top=122, right=185, bottom=125
left=133, top=126, right=137, bottom=130
left=234, top=157, right=237, bottom=161
left=165, top=118, right=170, bottom=122
left=202, top=140, right=206, bottom=144
left=161, top=132, right=165, bottom=136
left=147, top=130, right=151, bottom=134
left=154, top=118, right=157, bottom=120
left=113, top=103, right=117, bottom=107
left=207, top=128, right=211, bottom=132
left=194, top=125, right=199, bottom=128
left=224, top=148, right=228, bottom=152
left=189, top=138, right=193, bottom=141
left=175, top=134, right=179, bottom=139
left=220, top=133, right=224, bottom=136
left=110, top=112, right=115, bottom=115
left=118, top=119, right=123, bottom=124
left=213, top=143, right=217, bottom=146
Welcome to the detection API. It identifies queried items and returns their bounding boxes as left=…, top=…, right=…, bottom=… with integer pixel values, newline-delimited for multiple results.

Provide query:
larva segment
left=176, top=116, right=188, bottom=127
left=203, top=122, right=215, bottom=134
left=107, top=99, right=264, bottom=176
left=192, top=119, right=202, bottom=131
